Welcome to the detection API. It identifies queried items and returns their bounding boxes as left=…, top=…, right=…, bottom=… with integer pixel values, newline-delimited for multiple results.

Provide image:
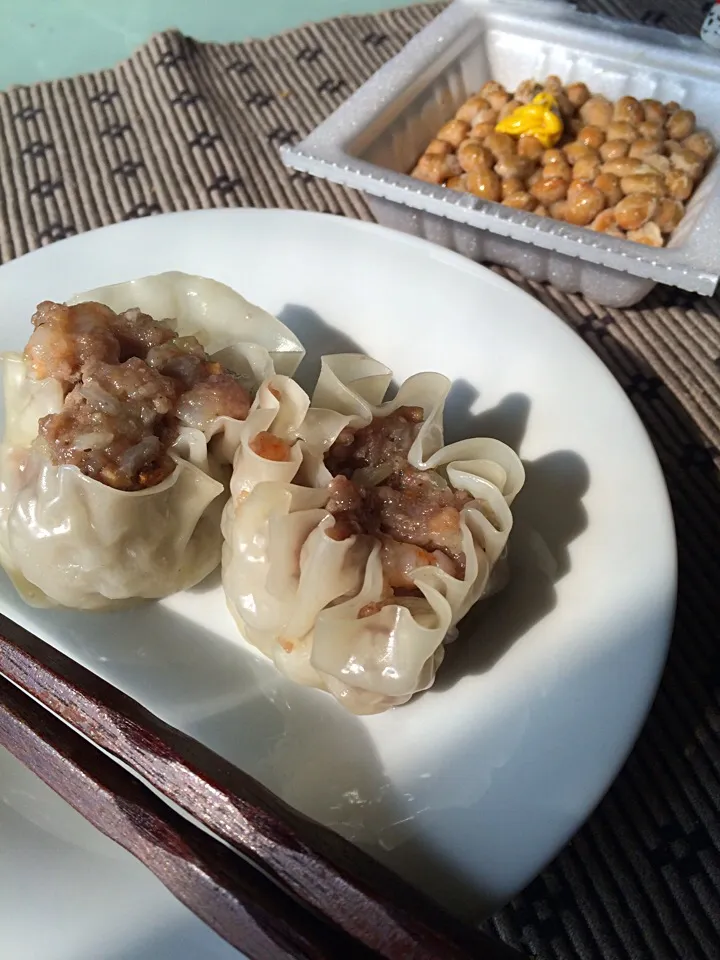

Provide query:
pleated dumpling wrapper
left=0, top=272, right=304, bottom=610
left=222, top=354, right=525, bottom=715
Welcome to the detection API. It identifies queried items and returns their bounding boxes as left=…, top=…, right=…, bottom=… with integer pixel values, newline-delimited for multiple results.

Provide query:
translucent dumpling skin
left=0, top=272, right=305, bottom=610
left=222, top=354, right=525, bottom=714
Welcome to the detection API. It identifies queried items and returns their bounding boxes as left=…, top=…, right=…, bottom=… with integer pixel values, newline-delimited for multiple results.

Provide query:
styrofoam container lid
left=283, top=0, right=720, bottom=296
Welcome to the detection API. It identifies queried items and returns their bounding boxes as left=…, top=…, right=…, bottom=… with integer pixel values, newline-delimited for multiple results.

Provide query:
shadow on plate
left=20, top=596, right=410, bottom=875
left=277, top=302, right=402, bottom=399
left=277, top=303, right=366, bottom=395
left=433, top=382, right=589, bottom=692
left=97, top=916, right=238, bottom=960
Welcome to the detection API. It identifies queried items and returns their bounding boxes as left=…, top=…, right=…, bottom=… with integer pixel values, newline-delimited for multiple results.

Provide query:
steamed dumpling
left=222, top=354, right=525, bottom=714
left=0, top=273, right=304, bottom=609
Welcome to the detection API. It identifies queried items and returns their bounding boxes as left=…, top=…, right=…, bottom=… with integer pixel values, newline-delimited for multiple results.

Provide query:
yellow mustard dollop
left=495, top=92, right=564, bottom=149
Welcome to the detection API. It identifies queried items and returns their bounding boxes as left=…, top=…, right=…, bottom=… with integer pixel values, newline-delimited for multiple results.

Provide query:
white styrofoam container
left=283, top=0, right=720, bottom=307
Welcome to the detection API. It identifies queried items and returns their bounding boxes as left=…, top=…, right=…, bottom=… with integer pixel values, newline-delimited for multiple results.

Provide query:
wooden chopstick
left=0, top=613, right=526, bottom=960
left=0, top=674, right=377, bottom=960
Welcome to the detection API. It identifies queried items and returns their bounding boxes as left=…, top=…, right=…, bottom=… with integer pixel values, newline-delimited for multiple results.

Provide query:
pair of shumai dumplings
left=0, top=273, right=524, bottom=714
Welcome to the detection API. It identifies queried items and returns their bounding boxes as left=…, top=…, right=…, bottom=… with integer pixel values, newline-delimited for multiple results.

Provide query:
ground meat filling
left=25, top=301, right=121, bottom=388
left=175, top=372, right=252, bottom=431
left=109, top=307, right=177, bottom=361
left=25, top=300, right=252, bottom=491
left=145, top=336, right=252, bottom=430
left=38, top=394, right=176, bottom=491
left=75, top=358, right=178, bottom=426
left=146, top=336, right=212, bottom=388
left=324, top=407, right=472, bottom=601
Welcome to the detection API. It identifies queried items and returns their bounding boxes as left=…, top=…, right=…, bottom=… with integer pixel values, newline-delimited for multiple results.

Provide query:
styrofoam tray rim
left=283, top=145, right=718, bottom=296
left=282, top=0, right=720, bottom=297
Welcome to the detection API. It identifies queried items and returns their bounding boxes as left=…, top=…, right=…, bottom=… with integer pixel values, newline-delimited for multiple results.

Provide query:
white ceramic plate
left=0, top=209, right=676, bottom=956
left=0, top=745, right=241, bottom=960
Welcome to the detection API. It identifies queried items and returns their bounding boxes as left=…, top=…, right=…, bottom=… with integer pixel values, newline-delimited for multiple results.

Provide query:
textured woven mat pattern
left=0, top=3, right=718, bottom=959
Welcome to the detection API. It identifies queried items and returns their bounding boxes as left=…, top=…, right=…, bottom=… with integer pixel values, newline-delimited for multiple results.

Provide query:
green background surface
left=0, top=0, right=426, bottom=89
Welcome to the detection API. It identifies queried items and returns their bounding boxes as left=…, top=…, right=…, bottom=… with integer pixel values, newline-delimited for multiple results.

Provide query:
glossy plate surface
left=0, top=209, right=676, bottom=956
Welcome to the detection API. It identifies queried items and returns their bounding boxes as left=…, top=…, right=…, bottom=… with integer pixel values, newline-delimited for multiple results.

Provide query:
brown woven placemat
left=0, top=2, right=718, bottom=959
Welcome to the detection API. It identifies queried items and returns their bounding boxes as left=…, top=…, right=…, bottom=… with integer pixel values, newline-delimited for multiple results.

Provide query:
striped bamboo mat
left=0, top=2, right=718, bottom=958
